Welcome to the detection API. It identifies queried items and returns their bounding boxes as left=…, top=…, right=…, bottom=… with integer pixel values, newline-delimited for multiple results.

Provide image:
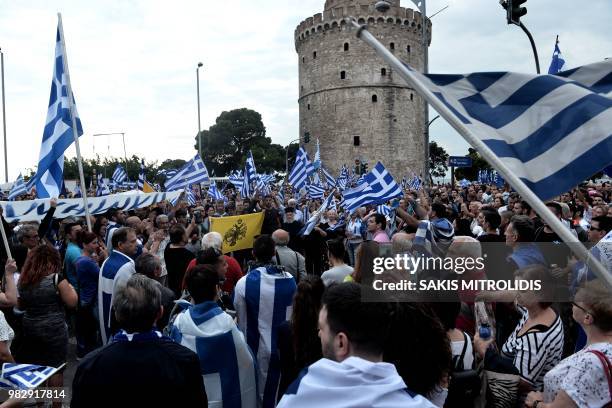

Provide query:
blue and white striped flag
left=112, top=165, right=127, bottom=186
left=170, top=186, right=196, bottom=206
left=321, top=167, right=336, bottom=189
left=207, top=181, right=224, bottom=201
left=165, top=154, right=210, bottom=191
left=27, top=16, right=83, bottom=198
left=300, top=192, right=335, bottom=236
left=228, top=171, right=244, bottom=190
left=409, top=175, right=422, bottom=190
left=169, top=301, right=258, bottom=407
left=234, top=266, right=296, bottom=407
left=73, top=183, right=82, bottom=198
left=307, top=183, right=325, bottom=200
left=8, top=174, right=27, bottom=201
left=158, top=168, right=178, bottom=180
left=288, top=147, right=311, bottom=191
left=342, top=162, right=403, bottom=214
left=245, top=151, right=257, bottom=184
left=548, top=37, right=566, bottom=75
left=404, top=59, right=612, bottom=200
left=277, top=187, right=284, bottom=204
left=138, top=159, right=146, bottom=191
left=377, top=204, right=392, bottom=217
left=0, top=363, right=64, bottom=389
left=96, top=173, right=111, bottom=196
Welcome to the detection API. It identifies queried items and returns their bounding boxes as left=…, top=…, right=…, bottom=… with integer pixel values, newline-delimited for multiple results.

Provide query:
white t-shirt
left=544, top=342, right=612, bottom=407
left=321, top=264, right=354, bottom=286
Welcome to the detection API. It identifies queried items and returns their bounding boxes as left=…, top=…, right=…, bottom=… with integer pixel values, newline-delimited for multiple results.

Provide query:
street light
left=92, top=132, right=129, bottom=177
left=196, top=62, right=203, bottom=159
left=285, top=138, right=301, bottom=177
left=0, top=47, right=7, bottom=182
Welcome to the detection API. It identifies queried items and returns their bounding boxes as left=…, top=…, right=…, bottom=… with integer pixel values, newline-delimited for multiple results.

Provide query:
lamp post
left=285, top=138, right=301, bottom=178
left=196, top=62, right=203, bottom=158
left=93, top=132, right=129, bottom=177
left=0, top=47, right=7, bottom=182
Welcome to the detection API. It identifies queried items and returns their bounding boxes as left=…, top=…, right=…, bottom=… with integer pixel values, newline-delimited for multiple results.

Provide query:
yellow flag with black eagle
left=210, top=212, right=264, bottom=253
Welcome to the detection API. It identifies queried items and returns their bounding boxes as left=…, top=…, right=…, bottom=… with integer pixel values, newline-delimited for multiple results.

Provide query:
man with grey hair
left=199, top=231, right=243, bottom=293
left=135, top=253, right=176, bottom=331
left=72, top=274, right=207, bottom=407
left=272, top=229, right=306, bottom=282
left=283, top=198, right=303, bottom=223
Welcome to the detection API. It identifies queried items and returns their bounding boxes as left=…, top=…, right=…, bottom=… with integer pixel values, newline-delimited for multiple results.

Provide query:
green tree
left=428, top=141, right=449, bottom=183
left=454, top=148, right=492, bottom=181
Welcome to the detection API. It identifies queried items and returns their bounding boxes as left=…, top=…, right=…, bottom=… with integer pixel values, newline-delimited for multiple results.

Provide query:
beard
left=321, top=337, right=337, bottom=361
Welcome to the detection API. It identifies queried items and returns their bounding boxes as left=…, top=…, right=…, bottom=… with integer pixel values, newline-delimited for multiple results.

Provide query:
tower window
left=307, top=103, right=311, bottom=110
left=407, top=45, right=411, bottom=53
left=313, top=51, right=317, bottom=59
left=344, top=42, right=349, bottom=51
left=410, top=93, right=414, bottom=101
left=340, top=71, right=346, bottom=79
left=372, top=94, right=378, bottom=103
left=301, top=85, right=304, bottom=92
left=381, top=68, right=387, bottom=76
left=390, top=42, right=395, bottom=50
left=353, top=136, right=360, bottom=146
left=302, top=56, right=305, bottom=63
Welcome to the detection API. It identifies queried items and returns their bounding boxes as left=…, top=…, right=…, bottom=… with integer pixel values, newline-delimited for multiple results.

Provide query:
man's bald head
left=392, top=232, right=414, bottom=254
left=271, top=229, right=290, bottom=246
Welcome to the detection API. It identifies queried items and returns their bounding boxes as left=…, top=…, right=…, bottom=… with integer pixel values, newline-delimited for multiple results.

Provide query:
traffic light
left=505, top=0, right=527, bottom=26
left=304, top=132, right=310, bottom=144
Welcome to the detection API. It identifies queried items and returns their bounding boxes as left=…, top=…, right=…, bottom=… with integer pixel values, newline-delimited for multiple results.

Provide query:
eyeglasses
left=571, top=302, right=592, bottom=315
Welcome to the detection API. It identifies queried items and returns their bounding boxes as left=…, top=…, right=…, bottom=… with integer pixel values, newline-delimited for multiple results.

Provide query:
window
left=410, top=93, right=413, bottom=101
left=313, top=51, right=317, bottom=59
left=344, top=42, right=349, bottom=51
left=353, top=136, right=360, bottom=146
left=307, top=103, right=311, bottom=110
left=390, top=42, right=395, bottom=50
left=381, top=68, right=387, bottom=76
left=302, top=56, right=305, bottom=63
left=340, top=71, right=346, bottom=79
left=301, top=85, right=304, bottom=92
left=407, top=45, right=411, bottom=53
left=372, top=94, right=378, bottom=103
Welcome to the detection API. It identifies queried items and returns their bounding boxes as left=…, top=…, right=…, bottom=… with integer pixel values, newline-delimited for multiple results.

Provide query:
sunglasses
left=571, top=301, right=592, bottom=315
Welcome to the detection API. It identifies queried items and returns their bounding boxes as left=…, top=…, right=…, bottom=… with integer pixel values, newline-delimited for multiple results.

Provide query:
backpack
left=445, top=332, right=481, bottom=408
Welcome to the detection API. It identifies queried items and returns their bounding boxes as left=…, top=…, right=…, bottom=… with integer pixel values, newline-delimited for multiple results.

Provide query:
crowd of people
left=0, top=178, right=610, bottom=407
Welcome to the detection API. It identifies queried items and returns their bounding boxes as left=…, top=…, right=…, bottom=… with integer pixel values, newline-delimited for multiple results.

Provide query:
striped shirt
left=501, top=306, right=564, bottom=390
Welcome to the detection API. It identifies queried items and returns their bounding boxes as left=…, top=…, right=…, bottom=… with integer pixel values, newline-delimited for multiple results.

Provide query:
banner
left=0, top=191, right=180, bottom=223
left=210, top=212, right=264, bottom=253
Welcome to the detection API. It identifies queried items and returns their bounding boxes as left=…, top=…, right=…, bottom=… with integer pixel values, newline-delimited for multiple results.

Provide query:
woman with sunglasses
left=525, top=280, right=612, bottom=408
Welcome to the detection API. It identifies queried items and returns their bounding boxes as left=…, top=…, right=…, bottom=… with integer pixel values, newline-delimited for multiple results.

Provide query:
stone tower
left=295, top=0, right=431, bottom=180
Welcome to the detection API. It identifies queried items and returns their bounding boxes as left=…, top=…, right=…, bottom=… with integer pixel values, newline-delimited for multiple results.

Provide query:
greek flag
left=73, top=183, right=82, bottom=198
left=0, top=363, right=64, bottom=389
left=246, top=151, right=258, bottom=184
left=301, top=204, right=309, bottom=224
left=170, top=186, right=196, bottom=206
left=138, top=159, right=146, bottom=191
left=406, top=59, right=612, bottom=200
left=169, top=301, right=258, bottom=408
left=27, top=16, right=83, bottom=198
left=336, top=165, right=349, bottom=190
left=234, top=266, right=297, bottom=407
left=307, top=183, right=325, bottom=200
left=300, top=192, right=335, bottom=236
left=548, top=37, right=566, bottom=75
left=409, top=175, right=422, bottom=190
left=312, top=139, right=321, bottom=170
left=229, top=171, right=244, bottom=190
left=342, top=162, right=403, bottom=214
left=208, top=181, right=224, bottom=201
left=165, top=154, right=210, bottom=191
left=288, top=147, right=314, bottom=191
left=377, top=204, right=392, bottom=217
left=96, top=173, right=110, bottom=196
left=112, top=165, right=127, bottom=186
left=259, top=174, right=275, bottom=185
left=277, top=187, right=284, bottom=203
left=158, top=168, right=178, bottom=180
left=413, top=219, right=455, bottom=257
left=8, top=174, right=27, bottom=201
left=321, top=167, right=336, bottom=188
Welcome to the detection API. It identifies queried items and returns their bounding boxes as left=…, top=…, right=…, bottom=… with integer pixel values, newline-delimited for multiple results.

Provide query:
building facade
left=295, top=0, right=431, bottom=179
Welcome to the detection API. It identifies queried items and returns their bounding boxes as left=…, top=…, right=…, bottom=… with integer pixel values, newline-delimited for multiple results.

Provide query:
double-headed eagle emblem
left=224, top=219, right=247, bottom=247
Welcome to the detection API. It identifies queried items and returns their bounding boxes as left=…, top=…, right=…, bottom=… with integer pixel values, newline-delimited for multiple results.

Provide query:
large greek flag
left=234, top=266, right=297, bottom=408
left=28, top=16, right=83, bottom=198
left=165, top=154, right=210, bottom=191
left=415, top=60, right=612, bottom=200
left=288, top=147, right=311, bottom=191
left=8, top=174, right=27, bottom=201
left=307, top=183, right=325, bottom=200
left=169, top=301, right=258, bottom=408
left=342, top=162, right=402, bottom=214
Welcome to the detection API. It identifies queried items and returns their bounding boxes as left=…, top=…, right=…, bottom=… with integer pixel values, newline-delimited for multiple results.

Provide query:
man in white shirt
left=321, top=239, right=353, bottom=286
left=277, top=283, right=435, bottom=408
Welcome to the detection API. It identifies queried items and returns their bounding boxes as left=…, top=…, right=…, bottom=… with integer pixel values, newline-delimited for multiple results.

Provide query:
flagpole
left=349, top=18, right=612, bottom=289
left=57, top=13, right=92, bottom=232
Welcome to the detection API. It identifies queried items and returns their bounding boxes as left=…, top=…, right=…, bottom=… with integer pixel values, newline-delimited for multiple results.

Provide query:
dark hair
left=169, top=224, right=186, bottom=245
left=521, top=200, right=532, bottom=214
left=196, top=247, right=224, bottom=266
left=113, top=274, right=161, bottom=333
left=291, top=275, right=325, bottom=369
left=431, top=202, right=447, bottom=219
left=351, top=240, right=379, bottom=284
left=509, top=215, right=535, bottom=242
left=105, top=208, right=120, bottom=221
left=429, top=301, right=461, bottom=331
left=64, top=222, right=81, bottom=236
left=322, top=282, right=392, bottom=356
left=384, top=302, right=451, bottom=397
left=77, top=230, right=98, bottom=246
left=111, top=227, right=135, bottom=248
left=135, top=253, right=161, bottom=279
left=327, top=239, right=346, bottom=260
left=175, top=209, right=187, bottom=219
left=19, top=244, right=62, bottom=288
left=284, top=207, right=295, bottom=214
left=514, top=264, right=554, bottom=308
left=371, top=213, right=386, bottom=230
left=93, top=216, right=107, bottom=237
left=545, top=202, right=562, bottom=217
left=481, top=209, right=501, bottom=230
left=253, top=234, right=275, bottom=262
left=592, top=216, right=612, bottom=234
left=186, top=265, right=219, bottom=304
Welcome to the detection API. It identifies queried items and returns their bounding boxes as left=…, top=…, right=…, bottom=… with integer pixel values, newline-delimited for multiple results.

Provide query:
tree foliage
left=428, top=141, right=449, bottom=182
left=454, top=147, right=492, bottom=181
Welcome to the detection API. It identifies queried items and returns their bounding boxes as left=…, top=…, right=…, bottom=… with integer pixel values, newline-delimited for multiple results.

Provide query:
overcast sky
left=0, top=0, right=610, bottom=181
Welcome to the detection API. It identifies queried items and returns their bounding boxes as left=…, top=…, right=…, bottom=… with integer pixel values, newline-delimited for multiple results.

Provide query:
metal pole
left=121, top=132, right=129, bottom=173
left=197, top=62, right=203, bottom=158
left=0, top=48, right=7, bottom=182
left=58, top=13, right=92, bottom=232
left=350, top=18, right=612, bottom=289
left=421, top=1, right=429, bottom=188
left=519, top=22, right=541, bottom=74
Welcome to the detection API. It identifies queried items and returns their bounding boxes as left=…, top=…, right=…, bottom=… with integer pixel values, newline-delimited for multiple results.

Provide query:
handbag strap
left=587, top=350, right=612, bottom=399
left=453, top=331, right=469, bottom=371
